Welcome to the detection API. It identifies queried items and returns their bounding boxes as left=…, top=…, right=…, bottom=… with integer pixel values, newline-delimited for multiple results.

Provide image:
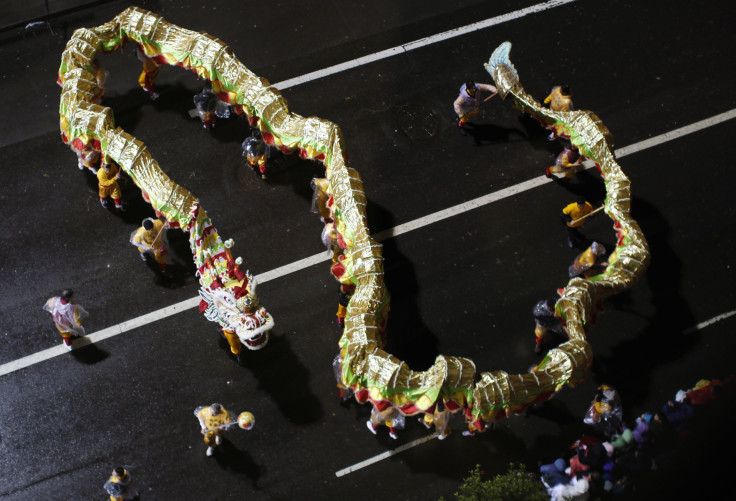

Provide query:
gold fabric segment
left=66, top=101, right=115, bottom=144
left=478, top=42, right=648, bottom=420
left=59, top=29, right=101, bottom=77
left=103, top=128, right=198, bottom=224
left=59, top=10, right=648, bottom=427
left=60, top=69, right=98, bottom=105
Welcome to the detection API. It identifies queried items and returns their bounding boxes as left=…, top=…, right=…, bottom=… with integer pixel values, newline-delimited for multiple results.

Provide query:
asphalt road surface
left=1, top=0, right=735, bottom=499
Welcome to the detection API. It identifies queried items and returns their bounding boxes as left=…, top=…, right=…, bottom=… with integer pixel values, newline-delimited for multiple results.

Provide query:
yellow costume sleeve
left=73, top=307, right=82, bottom=327
left=562, top=202, right=577, bottom=217
left=580, top=248, right=596, bottom=267
left=132, top=228, right=145, bottom=246
left=97, top=168, right=116, bottom=187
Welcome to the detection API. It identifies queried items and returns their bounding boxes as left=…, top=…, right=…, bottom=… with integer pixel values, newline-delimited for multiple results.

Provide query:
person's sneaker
left=462, top=430, right=475, bottom=437
left=418, top=417, right=432, bottom=429
left=366, top=420, right=377, bottom=435
left=100, top=198, right=109, bottom=208
left=547, top=132, right=555, bottom=141
left=236, top=353, right=246, bottom=367
left=389, top=430, right=398, bottom=440
left=438, top=434, right=448, bottom=440
left=545, top=167, right=553, bottom=178
left=64, top=341, right=73, bottom=351
left=115, top=203, right=126, bottom=212
left=206, top=446, right=214, bottom=456
left=215, top=435, right=222, bottom=445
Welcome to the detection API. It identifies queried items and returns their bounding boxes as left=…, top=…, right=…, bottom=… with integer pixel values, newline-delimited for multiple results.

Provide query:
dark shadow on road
left=631, top=382, right=736, bottom=500
left=88, top=176, right=157, bottom=226
left=111, top=82, right=194, bottom=134
left=152, top=230, right=198, bottom=289
left=239, top=333, right=324, bottom=425
left=591, top=197, right=698, bottom=410
left=231, top=142, right=327, bottom=203
left=71, top=337, right=111, bottom=364
left=198, top=106, right=252, bottom=145
left=461, top=122, right=527, bottom=146
left=517, top=114, right=559, bottom=155
left=268, top=153, right=328, bottom=200
left=525, top=399, right=590, bottom=463
left=213, top=438, right=264, bottom=489
left=367, top=200, right=439, bottom=371
left=396, top=423, right=529, bottom=482
left=549, top=167, right=608, bottom=203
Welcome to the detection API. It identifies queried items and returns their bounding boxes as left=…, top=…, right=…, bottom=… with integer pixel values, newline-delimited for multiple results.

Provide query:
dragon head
left=199, top=272, right=274, bottom=350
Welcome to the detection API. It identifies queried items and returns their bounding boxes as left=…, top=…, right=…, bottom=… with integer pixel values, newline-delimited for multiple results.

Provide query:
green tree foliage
left=440, top=463, right=548, bottom=501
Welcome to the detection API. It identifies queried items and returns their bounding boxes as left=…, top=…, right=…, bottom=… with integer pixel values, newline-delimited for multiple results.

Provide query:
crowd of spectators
left=536, top=377, right=732, bottom=500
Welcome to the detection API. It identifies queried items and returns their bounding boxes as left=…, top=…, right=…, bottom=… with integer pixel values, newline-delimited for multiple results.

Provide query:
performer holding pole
left=561, top=198, right=595, bottom=248
left=546, top=144, right=584, bottom=181
left=97, top=159, right=125, bottom=211
left=130, top=217, right=168, bottom=272
left=194, top=403, right=254, bottom=456
left=453, top=80, right=497, bottom=136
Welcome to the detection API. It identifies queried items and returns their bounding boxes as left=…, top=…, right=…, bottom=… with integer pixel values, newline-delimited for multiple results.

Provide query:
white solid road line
left=683, top=310, right=736, bottom=335
left=1, top=108, right=735, bottom=378
left=335, top=434, right=439, bottom=478
left=273, top=0, right=577, bottom=90
left=614, top=109, right=736, bottom=159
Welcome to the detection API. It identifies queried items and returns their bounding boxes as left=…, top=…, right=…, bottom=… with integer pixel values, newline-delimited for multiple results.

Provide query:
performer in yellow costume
left=544, top=85, right=573, bottom=140
left=193, top=87, right=217, bottom=129
left=76, top=145, right=100, bottom=172
left=195, top=403, right=234, bottom=456
left=97, top=160, right=124, bottom=210
left=366, top=404, right=404, bottom=440
left=136, top=46, right=159, bottom=100
left=103, top=466, right=137, bottom=501
left=568, top=241, right=608, bottom=279
left=242, top=130, right=269, bottom=179
left=546, top=144, right=583, bottom=181
left=219, top=291, right=266, bottom=366
left=561, top=199, right=594, bottom=248
left=221, top=327, right=244, bottom=366
left=532, top=298, right=565, bottom=354
left=335, top=283, right=355, bottom=330
left=419, top=403, right=452, bottom=440
left=544, top=85, right=573, bottom=112
left=130, top=217, right=168, bottom=272
left=43, top=289, right=88, bottom=351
